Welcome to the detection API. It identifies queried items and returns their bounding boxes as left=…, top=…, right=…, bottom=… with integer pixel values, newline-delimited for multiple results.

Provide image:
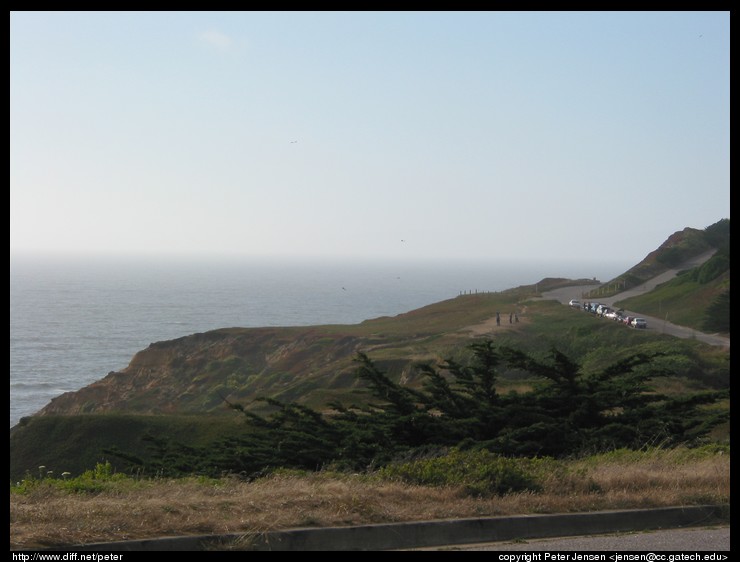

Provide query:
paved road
left=540, top=249, right=729, bottom=349
left=424, top=525, right=731, bottom=551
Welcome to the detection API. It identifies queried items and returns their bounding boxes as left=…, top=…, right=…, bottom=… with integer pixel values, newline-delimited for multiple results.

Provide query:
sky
left=10, top=11, right=730, bottom=265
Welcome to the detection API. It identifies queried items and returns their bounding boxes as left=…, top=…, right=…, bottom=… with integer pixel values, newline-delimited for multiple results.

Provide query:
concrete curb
left=65, top=504, right=728, bottom=551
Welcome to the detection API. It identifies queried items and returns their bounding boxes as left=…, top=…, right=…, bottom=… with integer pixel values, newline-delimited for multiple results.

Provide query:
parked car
left=623, top=316, right=634, bottom=325
left=604, top=310, right=618, bottom=320
left=631, top=318, right=647, bottom=329
left=569, top=299, right=581, bottom=308
left=596, top=305, right=611, bottom=316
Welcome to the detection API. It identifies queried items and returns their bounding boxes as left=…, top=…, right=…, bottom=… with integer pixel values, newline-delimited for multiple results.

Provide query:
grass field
left=10, top=445, right=729, bottom=550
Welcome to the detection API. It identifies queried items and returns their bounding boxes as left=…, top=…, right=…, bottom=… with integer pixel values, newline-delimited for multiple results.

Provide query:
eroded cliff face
left=33, top=290, right=505, bottom=420
left=36, top=327, right=371, bottom=417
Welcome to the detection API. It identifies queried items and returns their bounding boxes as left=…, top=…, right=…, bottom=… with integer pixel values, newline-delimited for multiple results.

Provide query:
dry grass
left=10, top=450, right=729, bottom=550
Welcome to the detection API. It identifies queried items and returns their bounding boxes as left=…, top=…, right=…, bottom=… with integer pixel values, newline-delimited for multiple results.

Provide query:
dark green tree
left=106, top=340, right=728, bottom=477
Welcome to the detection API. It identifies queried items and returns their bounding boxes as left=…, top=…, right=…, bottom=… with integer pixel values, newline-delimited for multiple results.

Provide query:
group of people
left=495, top=311, right=518, bottom=326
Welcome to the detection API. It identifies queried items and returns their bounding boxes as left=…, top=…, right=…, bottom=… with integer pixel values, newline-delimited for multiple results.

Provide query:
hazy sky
left=10, top=11, right=730, bottom=264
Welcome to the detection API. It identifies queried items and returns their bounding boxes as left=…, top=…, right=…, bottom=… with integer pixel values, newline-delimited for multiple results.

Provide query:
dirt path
left=461, top=308, right=529, bottom=336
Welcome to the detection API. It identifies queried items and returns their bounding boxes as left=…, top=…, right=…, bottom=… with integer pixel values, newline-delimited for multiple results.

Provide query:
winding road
left=540, top=249, right=729, bottom=349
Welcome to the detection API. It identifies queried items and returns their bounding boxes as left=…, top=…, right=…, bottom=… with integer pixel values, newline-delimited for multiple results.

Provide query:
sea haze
left=9, top=254, right=630, bottom=427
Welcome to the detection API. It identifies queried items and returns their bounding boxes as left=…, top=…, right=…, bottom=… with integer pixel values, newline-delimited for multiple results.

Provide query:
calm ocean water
left=9, top=254, right=629, bottom=427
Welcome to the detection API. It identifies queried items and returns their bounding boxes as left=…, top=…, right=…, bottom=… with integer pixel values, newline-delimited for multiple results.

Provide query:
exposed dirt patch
left=461, top=311, right=529, bottom=337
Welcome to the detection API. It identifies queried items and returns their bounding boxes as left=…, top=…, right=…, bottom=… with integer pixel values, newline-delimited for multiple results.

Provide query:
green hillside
left=10, top=296, right=729, bottom=480
left=615, top=248, right=729, bottom=334
left=10, top=415, right=249, bottom=480
left=10, top=220, right=730, bottom=481
left=586, top=219, right=729, bottom=300
left=593, top=219, right=730, bottom=334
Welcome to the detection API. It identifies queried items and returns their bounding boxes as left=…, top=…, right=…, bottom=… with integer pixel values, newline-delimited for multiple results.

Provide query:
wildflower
left=61, top=472, right=71, bottom=479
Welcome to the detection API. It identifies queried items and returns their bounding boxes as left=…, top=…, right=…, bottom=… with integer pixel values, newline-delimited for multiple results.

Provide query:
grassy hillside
left=587, top=219, right=729, bottom=301
left=10, top=295, right=729, bottom=481
left=615, top=263, right=729, bottom=335
left=585, top=219, right=729, bottom=334
left=10, top=220, right=730, bottom=481
left=10, top=414, right=250, bottom=480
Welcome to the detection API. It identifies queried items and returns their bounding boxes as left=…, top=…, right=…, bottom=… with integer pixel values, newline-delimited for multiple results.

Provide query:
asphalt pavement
left=421, top=525, right=730, bottom=551
left=46, top=505, right=729, bottom=551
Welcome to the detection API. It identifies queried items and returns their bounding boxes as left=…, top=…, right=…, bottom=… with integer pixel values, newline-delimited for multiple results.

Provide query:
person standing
left=496, top=312, right=500, bottom=326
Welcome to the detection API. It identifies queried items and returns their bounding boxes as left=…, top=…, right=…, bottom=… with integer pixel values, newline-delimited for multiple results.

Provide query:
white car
left=631, top=318, right=648, bottom=329
left=568, top=299, right=581, bottom=308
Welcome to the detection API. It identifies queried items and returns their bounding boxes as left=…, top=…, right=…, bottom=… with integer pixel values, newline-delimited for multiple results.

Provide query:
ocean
left=9, top=254, right=629, bottom=427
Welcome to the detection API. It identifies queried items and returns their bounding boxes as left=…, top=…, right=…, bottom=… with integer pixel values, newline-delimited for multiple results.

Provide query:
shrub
left=10, top=462, right=130, bottom=495
left=702, top=290, right=729, bottom=333
left=696, top=255, right=729, bottom=284
left=376, top=448, right=545, bottom=497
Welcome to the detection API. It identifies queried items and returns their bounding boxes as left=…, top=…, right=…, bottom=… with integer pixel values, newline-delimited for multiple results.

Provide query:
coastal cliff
left=34, top=276, right=594, bottom=418
left=35, top=285, right=538, bottom=418
left=36, top=327, right=374, bottom=417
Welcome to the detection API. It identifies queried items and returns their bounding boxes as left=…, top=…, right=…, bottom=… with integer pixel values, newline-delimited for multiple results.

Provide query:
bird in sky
left=290, top=140, right=298, bottom=143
